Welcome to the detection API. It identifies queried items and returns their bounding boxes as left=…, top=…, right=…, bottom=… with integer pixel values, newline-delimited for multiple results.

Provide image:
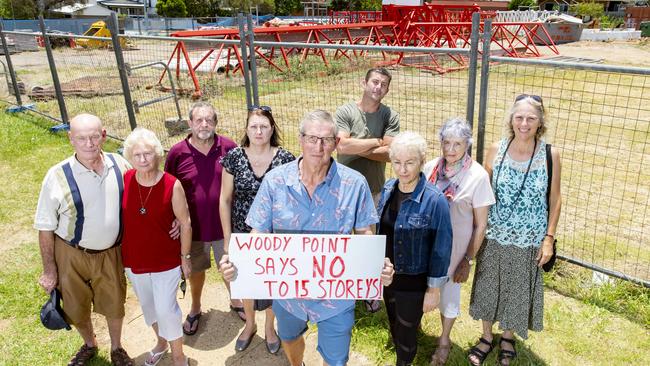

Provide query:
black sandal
left=468, top=337, right=494, bottom=366
left=498, top=337, right=517, bottom=366
left=182, top=313, right=202, bottom=335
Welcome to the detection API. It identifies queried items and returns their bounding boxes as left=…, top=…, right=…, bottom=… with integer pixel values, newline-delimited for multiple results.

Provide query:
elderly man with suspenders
left=34, top=114, right=134, bottom=366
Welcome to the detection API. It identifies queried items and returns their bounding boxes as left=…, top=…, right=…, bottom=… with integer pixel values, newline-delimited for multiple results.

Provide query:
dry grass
left=5, top=43, right=650, bottom=282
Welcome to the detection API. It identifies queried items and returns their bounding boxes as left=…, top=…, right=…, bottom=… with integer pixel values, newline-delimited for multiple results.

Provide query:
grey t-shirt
left=335, top=102, right=400, bottom=193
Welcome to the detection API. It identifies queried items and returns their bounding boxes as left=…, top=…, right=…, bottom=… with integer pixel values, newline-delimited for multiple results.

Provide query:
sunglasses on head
left=248, top=105, right=272, bottom=112
left=515, top=94, right=543, bottom=104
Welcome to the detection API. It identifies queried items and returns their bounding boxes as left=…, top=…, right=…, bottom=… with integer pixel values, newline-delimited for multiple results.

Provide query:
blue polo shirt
left=246, top=158, right=379, bottom=322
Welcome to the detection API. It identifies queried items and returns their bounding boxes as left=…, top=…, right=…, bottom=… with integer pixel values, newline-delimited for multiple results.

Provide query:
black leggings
left=384, top=286, right=425, bottom=365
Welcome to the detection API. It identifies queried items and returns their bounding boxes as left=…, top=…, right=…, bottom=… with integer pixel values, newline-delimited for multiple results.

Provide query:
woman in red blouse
left=121, top=128, right=192, bottom=366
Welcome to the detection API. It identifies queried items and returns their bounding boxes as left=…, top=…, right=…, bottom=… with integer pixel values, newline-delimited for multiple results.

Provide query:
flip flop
left=182, top=313, right=201, bottom=336
left=144, top=346, right=168, bottom=366
left=229, top=304, right=246, bottom=322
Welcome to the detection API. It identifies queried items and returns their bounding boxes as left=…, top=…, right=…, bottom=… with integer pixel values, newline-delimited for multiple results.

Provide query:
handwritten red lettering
left=313, top=255, right=326, bottom=278
left=254, top=257, right=264, bottom=275
left=264, top=280, right=277, bottom=296
left=329, top=256, right=345, bottom=278
left=302, top=236, right=351, bottom=253
left=237, top=235, right=293, bottom=251
left=278, top=281, right=289, bottom=296
left=294, top=279, right=309, bottom=298
left=279, top=257, right=298, bottom=275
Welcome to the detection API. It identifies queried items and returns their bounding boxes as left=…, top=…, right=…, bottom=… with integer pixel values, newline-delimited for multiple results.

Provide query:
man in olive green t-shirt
left=335, top=67, right=400, bottom=202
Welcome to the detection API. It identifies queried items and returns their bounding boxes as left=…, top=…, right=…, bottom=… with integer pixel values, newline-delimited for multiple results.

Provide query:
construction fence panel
left=44, top=32, right=134, bottom=137
left=118, top=34, right=249, bottom=148
left=480, top=57, right=650, bottom=284
left=252, top=41, right=474, bottom=158
left=2, top=30, right=63, bottom=121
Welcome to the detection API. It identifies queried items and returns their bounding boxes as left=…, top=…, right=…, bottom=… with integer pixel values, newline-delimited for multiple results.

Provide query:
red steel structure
left=160, top=4, right=559, bottom=97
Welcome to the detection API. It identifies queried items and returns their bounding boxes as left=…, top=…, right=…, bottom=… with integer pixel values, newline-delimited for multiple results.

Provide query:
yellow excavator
left=76, top=20, right=132, bottom=48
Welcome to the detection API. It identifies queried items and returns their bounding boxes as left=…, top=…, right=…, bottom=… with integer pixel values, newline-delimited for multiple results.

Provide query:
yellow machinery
left=76, top=21, right=130, bottom=48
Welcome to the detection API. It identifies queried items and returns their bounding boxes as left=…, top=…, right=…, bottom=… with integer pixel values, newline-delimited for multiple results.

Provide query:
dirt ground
left=545, top=39, right=650, bottom=67
left=93, top=282, right=371, bottom=366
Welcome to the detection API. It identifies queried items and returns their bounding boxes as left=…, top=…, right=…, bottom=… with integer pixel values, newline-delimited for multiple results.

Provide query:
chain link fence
left=478, top=57, right=650, bottom=285
left=1, top=16, right=648, bottom=287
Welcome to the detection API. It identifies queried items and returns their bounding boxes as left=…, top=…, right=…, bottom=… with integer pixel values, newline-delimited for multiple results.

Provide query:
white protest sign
left=228, top=233, right=386, bottom=300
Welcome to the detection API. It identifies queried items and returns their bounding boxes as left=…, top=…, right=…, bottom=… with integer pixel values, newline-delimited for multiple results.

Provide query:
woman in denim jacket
left=377, top=131, right=453, bottom=366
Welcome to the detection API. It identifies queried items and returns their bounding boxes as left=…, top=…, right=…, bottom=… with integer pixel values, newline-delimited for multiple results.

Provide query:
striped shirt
left=34, top=152, right=131, bottom=250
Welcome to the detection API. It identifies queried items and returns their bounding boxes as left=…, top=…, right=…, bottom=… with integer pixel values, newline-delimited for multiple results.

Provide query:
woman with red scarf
left=423, top=117, right=495, bottom=366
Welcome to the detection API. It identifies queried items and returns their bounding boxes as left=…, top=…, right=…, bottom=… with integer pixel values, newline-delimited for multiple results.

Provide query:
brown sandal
left=430, top=344, right=451, bottom=365
left=67, top=344, right=97, bottom=366
left=110, top=347, right=134, bottom=366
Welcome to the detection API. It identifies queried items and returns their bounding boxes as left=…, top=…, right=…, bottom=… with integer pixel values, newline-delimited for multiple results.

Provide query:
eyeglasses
left=301, top=134, right=337, bottom=147
left=515, top=94, right=543, bottom=104
left=72, top=134, right=102, bottom=144
left=248, top=105, right=272, bottom=112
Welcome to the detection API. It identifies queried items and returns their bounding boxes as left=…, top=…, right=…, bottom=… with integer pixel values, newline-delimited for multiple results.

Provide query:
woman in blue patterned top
left=468, top=95, right=562, bottom=366
left=219, top=106, right=295, bottom=354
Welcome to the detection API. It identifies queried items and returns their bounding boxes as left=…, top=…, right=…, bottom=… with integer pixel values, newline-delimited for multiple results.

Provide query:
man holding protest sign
left=220, top=110, right=395, bottom=366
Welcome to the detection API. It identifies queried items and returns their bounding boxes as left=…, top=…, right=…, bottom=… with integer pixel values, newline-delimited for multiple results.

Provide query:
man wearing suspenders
left=34, top=114, right=134, bottom=366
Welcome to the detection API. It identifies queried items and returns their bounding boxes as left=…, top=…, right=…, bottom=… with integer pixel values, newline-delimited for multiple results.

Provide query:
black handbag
left=542, top=143, right=557, bottom=272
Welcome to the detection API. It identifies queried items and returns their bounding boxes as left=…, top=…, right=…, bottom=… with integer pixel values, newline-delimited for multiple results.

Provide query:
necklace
left=493, top=138, right=537, bottom=221
left=136, top=177, right=155, bottom=215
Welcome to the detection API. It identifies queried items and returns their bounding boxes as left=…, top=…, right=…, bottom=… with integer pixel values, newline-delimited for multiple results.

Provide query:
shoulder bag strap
left=546, top=143, right=552, bottom=213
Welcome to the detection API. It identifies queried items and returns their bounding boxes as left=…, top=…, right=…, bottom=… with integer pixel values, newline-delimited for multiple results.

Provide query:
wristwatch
left=464, top=255, right=473, bottom=266
left=181, top=253, right=191, bottom=259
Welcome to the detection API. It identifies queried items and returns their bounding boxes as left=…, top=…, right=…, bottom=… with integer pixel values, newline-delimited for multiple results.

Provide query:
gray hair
left=299, top=109, right=338, bottom=137
left=389, top=131, right=427, bottom=163
left=439, top=117, right=473, bottom=152
left=188, top=101, right=218, bottom=123
left=123, top=127, right=164, bottom=163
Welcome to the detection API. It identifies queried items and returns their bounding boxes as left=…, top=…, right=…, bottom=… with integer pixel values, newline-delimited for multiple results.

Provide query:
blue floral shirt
left=246, top=158, right=379, bottom=322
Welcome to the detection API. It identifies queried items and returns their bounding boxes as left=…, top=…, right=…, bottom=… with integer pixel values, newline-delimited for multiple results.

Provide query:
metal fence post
left=475, top=20, right=492, bottom=165
left=465, top=12, right=480, bottom=134
left=38, top=16, right=68, bottom=124
left=107, top=13, right=137, bottom=131
left=246, top=14, right=259, bottom=106
left=0, top=19, right=23, bottom=106
left=238, top=13, right=253, bottom=109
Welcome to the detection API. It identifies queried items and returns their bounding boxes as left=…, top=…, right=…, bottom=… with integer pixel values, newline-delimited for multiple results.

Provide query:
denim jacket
left=376, top=173, right=452, bottom=288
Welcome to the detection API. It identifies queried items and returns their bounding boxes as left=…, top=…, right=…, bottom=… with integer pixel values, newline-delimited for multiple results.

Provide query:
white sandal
left=144, top=346, right=169, bottom=366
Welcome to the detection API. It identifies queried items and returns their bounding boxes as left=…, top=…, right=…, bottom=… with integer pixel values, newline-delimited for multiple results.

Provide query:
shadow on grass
left=352, top=303, right=550, bottom=366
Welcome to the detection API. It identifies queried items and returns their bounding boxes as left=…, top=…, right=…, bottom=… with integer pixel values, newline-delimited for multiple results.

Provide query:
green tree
left=156, top=0, right=188, bottom=17
left=330, top=0, right=380, bottom=11
left=357, top=0, right=381, bottom=11
left=569, top=1, right=604, bottom=19
left=508, top=0, right=537, bottom=11
left=224, top=0, right=275, bottom=14
left=0, top=0, right=80, bottom=19
left=274, top=0, right=301, bottom=16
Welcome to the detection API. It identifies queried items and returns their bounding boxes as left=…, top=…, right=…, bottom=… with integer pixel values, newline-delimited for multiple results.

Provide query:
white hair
left=389, top=131, right=427, bottom=163
left=123, top=127, right=164, bottom=162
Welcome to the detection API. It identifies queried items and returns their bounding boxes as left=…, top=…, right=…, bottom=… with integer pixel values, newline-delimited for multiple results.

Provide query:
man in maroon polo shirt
left=165, top=102, right=239, bottom=336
